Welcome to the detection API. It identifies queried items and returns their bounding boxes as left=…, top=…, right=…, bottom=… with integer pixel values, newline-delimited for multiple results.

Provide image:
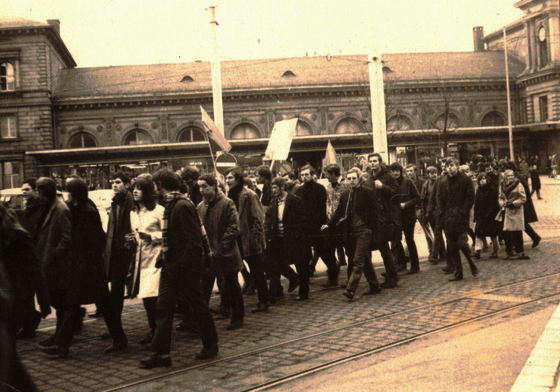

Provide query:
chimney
left=473, top=26, right=485, bottom=52
left=47, top=19, right=61, bottom=35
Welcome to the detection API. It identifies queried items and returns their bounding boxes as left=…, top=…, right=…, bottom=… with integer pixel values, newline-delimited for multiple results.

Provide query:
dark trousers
left=392, top=222, right=420, bottom=272
left=55, top=285, right=126, bottom=349
left=202, top=272, right=244, bottom=323
left=244, top=253, right=270, bottom=305
left=150, top=253, right=218, bottom=356
left=48, top=289, right=68, bottom=341
left=109, top=268, right=126, bottom=318
left=504, top=230, right=524, bottom=254
left=268, top=238, right=308, bottom=298
left=309, top=236, right=340, bottom=284
left=346, top=229, right=379, bottom=293
left=445, top=231, right=476, bottom=278
left=142, top=297, right=158, bottom=332
left=373, top=241, right=398, bottom=280
left=430, top=218, right=449, bottom=266
left=524, top=222, right=540, bottom=243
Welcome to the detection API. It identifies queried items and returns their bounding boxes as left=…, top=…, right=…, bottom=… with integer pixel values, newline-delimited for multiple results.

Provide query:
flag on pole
left=322, top=140, right=339, bottom=168
left=264, top=118, right=298, bottom=161
left=200, top=106, right=232, bottom=153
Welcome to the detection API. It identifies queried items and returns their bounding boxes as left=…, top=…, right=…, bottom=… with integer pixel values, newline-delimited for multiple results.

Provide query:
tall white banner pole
left=369, top=55, right=388, bottom=163
left=208, top=5, right=224, bottom=136
left=503, top=28, right=514, bottom=161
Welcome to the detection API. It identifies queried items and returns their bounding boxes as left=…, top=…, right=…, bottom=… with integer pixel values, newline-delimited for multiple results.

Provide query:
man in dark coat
left=35, top=177, right=72, bottom=348
left=390, top=162, right=421, bottom=274
left=265, top=177, right=309, bottom=300
left=529, top=165, right=542, bottom=200
left=103, top=172, right=135, bottom=324
left=256, top=165, right=273, bottom=211
left=406, top=164, right=433, bottom=260
left=436, top=158, right=478, bottom=281
left=295, top=164, right=339, bottom=288
left=40, top=178, right=128, bottom=358
left=323, top=168, right=381, bottom=300
left=363, top=153, right=399, bottom=288
left=140, top=169, right=218, bottom=369
left=426, top=160, right=450, bottom=270
left=199, top=174, right=245, bottom=330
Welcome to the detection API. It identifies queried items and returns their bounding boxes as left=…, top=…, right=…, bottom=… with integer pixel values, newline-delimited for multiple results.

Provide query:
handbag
left=495, top=209, right=505, bottom=222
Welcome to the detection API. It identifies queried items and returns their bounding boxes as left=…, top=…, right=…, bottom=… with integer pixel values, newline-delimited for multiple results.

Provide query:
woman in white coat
left=499, top=169, right=529, bottom=260
left=127, top=176, right=164, bottom=344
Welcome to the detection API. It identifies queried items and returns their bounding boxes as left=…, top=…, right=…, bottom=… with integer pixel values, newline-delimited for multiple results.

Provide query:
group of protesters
left=0, top=151, right=544, bottom=385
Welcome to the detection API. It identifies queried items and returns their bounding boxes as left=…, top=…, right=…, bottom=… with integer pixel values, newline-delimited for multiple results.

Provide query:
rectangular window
left=539, top=96, right=549, bottom=122
left=0, top=116, right=17, bottom=138
left=0, top=62, right=15, bottom=91
left=2, top=161, right=21, bottom=189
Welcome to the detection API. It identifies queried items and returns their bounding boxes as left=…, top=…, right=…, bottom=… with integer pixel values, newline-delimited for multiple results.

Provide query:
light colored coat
left=499, top=181, right=526, bottom=231
left=129, top=204, right=164, bottom=298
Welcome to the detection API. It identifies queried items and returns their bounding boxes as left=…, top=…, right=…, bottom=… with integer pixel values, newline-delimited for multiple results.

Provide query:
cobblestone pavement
left=17, top=180, right=560, bottom=392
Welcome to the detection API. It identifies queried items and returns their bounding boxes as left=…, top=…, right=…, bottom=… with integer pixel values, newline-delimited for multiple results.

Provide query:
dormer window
left=282, top=70, right=296, bottom=78
left=181, top=75, right=194, bottom=83
left=0, top=62, right=15, bottom=91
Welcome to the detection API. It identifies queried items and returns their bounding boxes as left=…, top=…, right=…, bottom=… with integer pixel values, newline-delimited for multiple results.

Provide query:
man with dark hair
left=35, top=177, right=72, bottom=348
left=426, top=160, right=449, bottom=269
left=323, top=168, right=380, bottom=300
left=390, top=162, right=421, bottom=274
left=364, top=153, right=399, bottom=288
left=295, top=165, right=340, bottom=289
left=181, top=166, right=202, bottom=206
left=281, top=171, right=300, bottom=195
left=436, top=158, right=478, bottom=281
left=225, top=167, right=270, bottom=312
left=405, top=164, right=433, bottom=258
left=256, top=165, right=272, bottom=210
left=324, top=163, right=349, bottom=270
left=140, top=169, right=218, bottom=368
left=101, top=171, right=134, bottom=327
left=265, top=177, right=309, bottom=300
left=199, top=173, right=245, bottom=329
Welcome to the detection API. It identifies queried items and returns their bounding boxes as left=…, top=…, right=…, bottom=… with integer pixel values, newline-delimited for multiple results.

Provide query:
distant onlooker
left=529, top=165, right=542, bottom=200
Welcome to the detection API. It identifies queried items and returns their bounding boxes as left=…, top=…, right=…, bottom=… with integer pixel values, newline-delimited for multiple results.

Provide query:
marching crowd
left=0, top=151, right=544, bottom=388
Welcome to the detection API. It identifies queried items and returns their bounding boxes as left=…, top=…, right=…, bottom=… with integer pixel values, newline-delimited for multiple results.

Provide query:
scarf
left=227, top=182, right=244, bottom=211
left=502, top=178, right=520, bottom=199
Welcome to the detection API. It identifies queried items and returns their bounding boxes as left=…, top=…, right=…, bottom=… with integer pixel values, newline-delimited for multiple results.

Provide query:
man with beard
left=101, top=172, right=134, bottom=328
left=35, top=177, right=72, bottom=348
left=224, top=167, right=270, bottom=313
left=265, top=177, right=309, bottom=300
left=295, top=165, right=340, bottom=289
left=363, top=153, right=399, bottom=288
left=436, top=158, right=478, bottom=281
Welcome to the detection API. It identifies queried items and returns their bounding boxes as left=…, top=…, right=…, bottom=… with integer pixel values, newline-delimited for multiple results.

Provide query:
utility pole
left=208, top=5, right=224, bottom=136
left=368, top=55, right=388, bottom=162
left=503, top=28, right=515, bottom=161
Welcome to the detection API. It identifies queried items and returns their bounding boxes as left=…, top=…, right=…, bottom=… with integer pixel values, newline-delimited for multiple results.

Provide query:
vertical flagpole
left=503, top=28, right=514, bottom=161
left=369, top=55, right=389, bottom=163
left=208, top=5, right=224, bottom=136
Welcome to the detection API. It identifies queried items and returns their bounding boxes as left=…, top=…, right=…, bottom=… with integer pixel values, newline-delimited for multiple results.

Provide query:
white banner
left=264, top=118, right=298, bottom=161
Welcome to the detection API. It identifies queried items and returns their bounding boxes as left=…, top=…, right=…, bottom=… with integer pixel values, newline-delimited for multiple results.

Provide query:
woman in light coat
left=128, top=177, right=164, bottom=344
left=498, top=169, right=529, bottom=260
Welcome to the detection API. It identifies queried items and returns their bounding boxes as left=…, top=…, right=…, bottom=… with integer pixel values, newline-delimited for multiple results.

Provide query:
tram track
left=103, top=270, right=560, bottom=392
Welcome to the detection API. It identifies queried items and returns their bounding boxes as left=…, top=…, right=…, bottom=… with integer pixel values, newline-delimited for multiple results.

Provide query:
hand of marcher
left=374, top=180, right=383, bottom=189
left=137, top=231, right=151, bottom=241
left=321, top=224, right=329, bottom=231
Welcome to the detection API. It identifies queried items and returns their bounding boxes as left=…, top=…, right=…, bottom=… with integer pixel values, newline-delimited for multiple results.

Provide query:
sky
left=4, top=0, right=524, bottom=68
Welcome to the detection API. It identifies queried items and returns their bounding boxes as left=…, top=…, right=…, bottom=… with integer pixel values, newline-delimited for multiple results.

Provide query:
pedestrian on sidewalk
left=529, top=165, right=543, bottom=200
left=499, top=169, right=530, bottom=260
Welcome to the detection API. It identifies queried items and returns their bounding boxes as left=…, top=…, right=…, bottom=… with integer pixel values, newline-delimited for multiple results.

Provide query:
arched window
left=538, top=26, right=548, bottom=67
left=123, top=129, right=153, bottom=145
left=68, top=132, right=97, bottom=148
left=435, top=113, right=460, bottom=130
left=177, top=126, right=206, bottom=142
left=334, top=118, right=364, bottom=134
left=295, top=120, right=312, bottom=136
left=0, top=62, right=15, bottom=91
left=387, top=115, right=413, bottom=132
left=230, top=123, right=260, bottom=140
left=481, top=111, right=505, bottom=127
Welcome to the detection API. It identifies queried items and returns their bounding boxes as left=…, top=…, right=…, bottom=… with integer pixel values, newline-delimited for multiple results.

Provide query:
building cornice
left=516, top=66, right=560, bottom=87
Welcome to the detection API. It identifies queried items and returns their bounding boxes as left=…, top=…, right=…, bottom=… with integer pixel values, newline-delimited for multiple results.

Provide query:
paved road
left=17, top=176, right=560, bottom=392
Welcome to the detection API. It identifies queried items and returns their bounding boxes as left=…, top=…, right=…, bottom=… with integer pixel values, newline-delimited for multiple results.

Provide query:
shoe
left=397, top=264, right=408, bottom=273
left=516, top=253, right=531, bottom=260
left=104, top=338, right=128, bottom=354
left=320, top=281, right=338, bottom=289
left=176, top=323, right=200, bottom=334
left=294, top=295, right=308, bottom=301
left=195, top=344, right=219, bottom=360
left=251, top=302, right=270, bottom=313
left=140, top=331, right=154, bottom=344
left=406, top=269, right=419, bottom=275
left=470, top=267, right=479, bottom=277
left=139, top=354, right=172, bottom=369
left=538, top=198, right=543, bottom=200
left=442, top=268, right=454, bottom=274
left=38, top=336, right=56, bottom=348
left=288, top=278, right=299, bottom=293
left=210, top=307, right=231, bottom=319
left=503, top=253, right=516, bottom=260
left=428, top=257, right=439, bottom=265
left=449, top=276, right=464, bottom=282
left=489, top=252, right=499, bottom=259
left=226, top=320, right=243, bottom=331
left=380, top=279, right=398, bottom=289
left=363, top=286, right=381, bottom=295
left=342, top=290, right=355, bottom=300
left=398, top=268, right=410, bottom=276
left=88, top=309, right=102, bottom=318
left=473, top=251, right=481, bottom=260
left=40, top=345, right=69, bottom=358
left=532, top=237, right=541, bottom=248
left=100, top=331, right=111, bottom=340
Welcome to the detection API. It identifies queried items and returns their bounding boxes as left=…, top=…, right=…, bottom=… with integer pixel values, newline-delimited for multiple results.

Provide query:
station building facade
left=0, top=0, right=559, bottom=189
